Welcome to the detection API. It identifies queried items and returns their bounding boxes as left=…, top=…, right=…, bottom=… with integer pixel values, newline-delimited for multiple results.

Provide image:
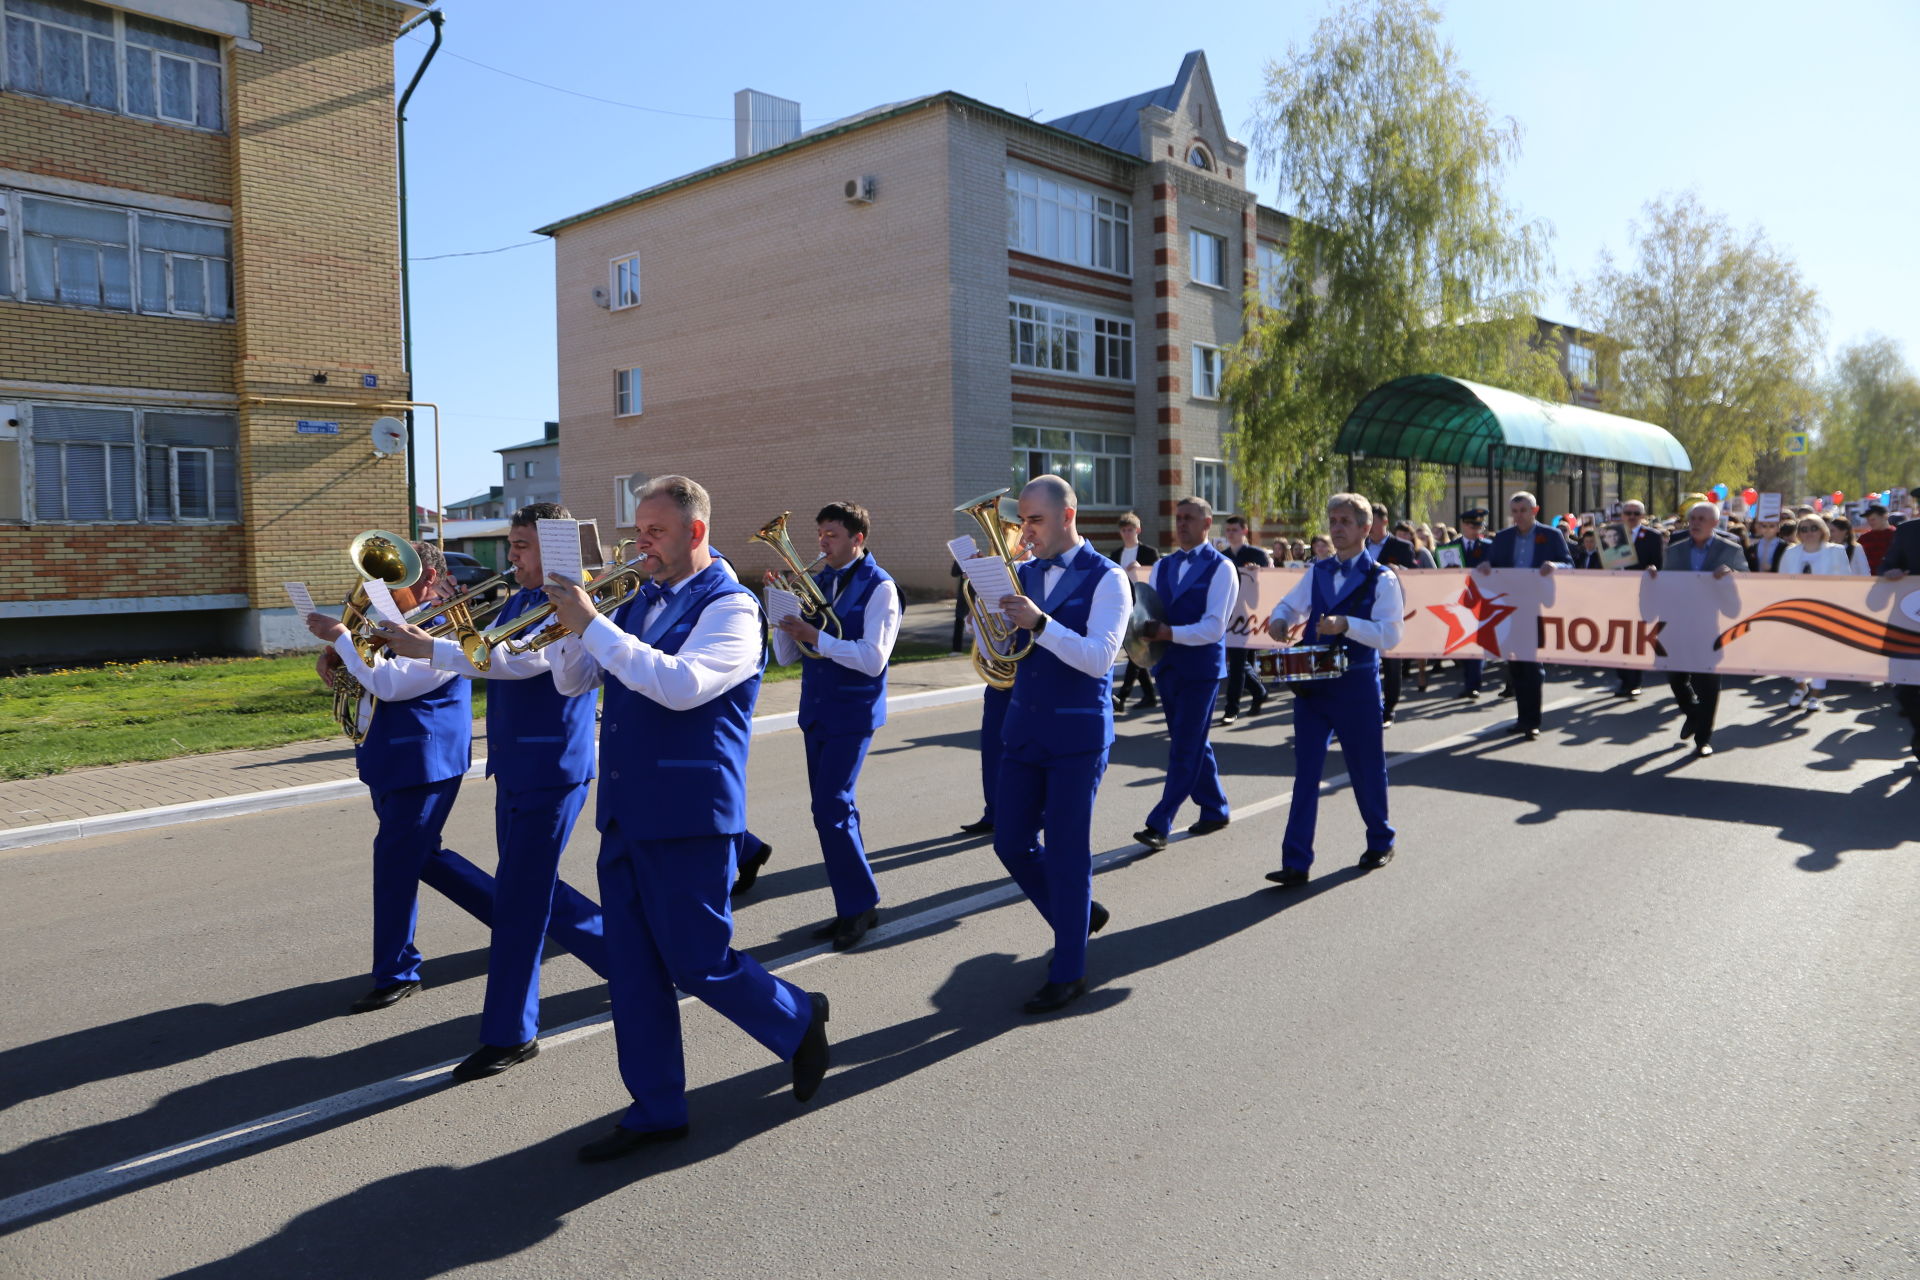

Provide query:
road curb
left=0, top=681, right=987, bottom=853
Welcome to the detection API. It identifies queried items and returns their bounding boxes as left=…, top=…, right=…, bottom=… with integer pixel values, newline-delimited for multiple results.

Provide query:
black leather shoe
left=577, top=1122, right=689, bottom=1163
left=1264, top=868, right=1308, bottom=888
left=731, top=840, right=774, bottom=898
left=452, top=1039, right=539, bottom=1082
left=792, top=992, right=830, bottom=1102
left=1465, top=689, right=1481, bottom=700
left=1358, top=848, right=1395, bottom=870
left=1133, top=827, right=1169, bottom=853
left=1137, top=697, right=1158, bottom=711
left=958, top=818, right=995, bottom=835
left=1248, top=691, right=1268, bottom=714
left=1524, top=728, right=1540, bottom=741
left=1089, top=901, right=1110, bottom=935
left=832, top=908, right=878, bottom=951
left=348, top=980, right=419, bottom=1014
left=1499, top=685, right=1514, bottom=699
left=1187, top=818, right=1230, bottom=837
left=1022, top=979, right=1087, bottom=1014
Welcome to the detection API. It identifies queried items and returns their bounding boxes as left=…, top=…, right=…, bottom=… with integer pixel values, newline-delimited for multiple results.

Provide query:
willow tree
left=1226, top=0, right=1563, bottom=520
left=1811, top=336, right=1920, bottom=499
left=1572, top=193, right=1824, bottom=492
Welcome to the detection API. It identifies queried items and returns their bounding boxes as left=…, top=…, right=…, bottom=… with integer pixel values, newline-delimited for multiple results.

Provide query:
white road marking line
left=0, top=690, right=1593, bottom=1226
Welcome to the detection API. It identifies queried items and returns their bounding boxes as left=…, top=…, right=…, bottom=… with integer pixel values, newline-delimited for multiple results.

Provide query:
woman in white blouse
left=1778, top=516, right=1857, bottom=710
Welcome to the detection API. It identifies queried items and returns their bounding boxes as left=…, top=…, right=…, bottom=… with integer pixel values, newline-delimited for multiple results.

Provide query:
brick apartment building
left=539, top=52, right=1301, bottom=594
left=0, top=0, right=425, bottom=664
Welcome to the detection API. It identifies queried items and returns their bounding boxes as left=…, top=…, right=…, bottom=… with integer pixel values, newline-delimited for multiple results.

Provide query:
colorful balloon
left=1741, top=487, right=1758, bottom=505
left=1813, top=497, right=1826, bottom=511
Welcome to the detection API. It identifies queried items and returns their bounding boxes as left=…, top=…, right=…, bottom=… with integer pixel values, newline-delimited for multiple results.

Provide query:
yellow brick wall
left=0, top=87, right=230, bottom=205
left=0, top=302, right=235, bottom=390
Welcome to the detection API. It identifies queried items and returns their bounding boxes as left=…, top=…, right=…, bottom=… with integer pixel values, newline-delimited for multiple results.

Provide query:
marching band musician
left=993, top=475, right=1128, bottom=1014
left=1263, top=493, right=1404, bottom=887
left=764, top=501, right=900, bottom=951
left=1133, top=496, right=1236, bottom=853
left=375, top=503, right=608, bottom=1083
left=307, top=541, right=497, bottom=1014
left=544, top=475, right=829, bottom=1163
left=960, top=534, right=1032, bottom=837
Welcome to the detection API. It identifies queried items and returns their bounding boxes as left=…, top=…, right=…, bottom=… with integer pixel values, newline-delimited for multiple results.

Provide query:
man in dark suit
left=1112, top=510, right=1159, bottom=713
left=1648, top=502, right=1743, bottom=757
left=1367, top=503, right=1418, bottom=725
left=1478, top=492, right=1570, bottom=741
left=1877, top=511, right=1920, bottom=760
left=1219, top=514, right=1272, bottom=723
left=1454, top=509, right=1495, bottom=698
left=1614, top=500, right=1666, bottom=698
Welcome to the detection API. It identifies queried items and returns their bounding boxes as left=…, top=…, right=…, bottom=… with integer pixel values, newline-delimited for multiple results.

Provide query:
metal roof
left=495, top=437, right=558, bottom=454
left=1335, top=375, right=1692, bottom=471
left=1046, top=51, right=1200, bottom=156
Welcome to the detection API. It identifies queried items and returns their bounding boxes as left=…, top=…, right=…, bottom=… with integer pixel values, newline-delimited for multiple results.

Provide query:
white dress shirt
left=1268, top=554, right=1406, bottom=651
left=1150, top=548, right=1238, bottom=647
left=768, top=551, right=900, bottom=676
left=1031, top=540, right=1129, bottom=677
left=331, top=633, right=458, bottom=701
left=547, top=566, right=762, bottom=710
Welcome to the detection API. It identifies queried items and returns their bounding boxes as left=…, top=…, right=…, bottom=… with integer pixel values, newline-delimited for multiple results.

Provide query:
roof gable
left=1048, top=51, right=1204, bottom=159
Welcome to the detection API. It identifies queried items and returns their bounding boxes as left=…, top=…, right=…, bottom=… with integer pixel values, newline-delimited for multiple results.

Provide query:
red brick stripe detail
left=1007, top=250, right=1133, bottom=288
left=1013, top=392, right=1132, bottom=417
left=1157, top=407, right=1182, bottom=425
left=1008, top=266, right=1133, bottom=304
left=1011, top=374, right=1135, bottom=402
left=1157, top=438, right=1182, bottom=455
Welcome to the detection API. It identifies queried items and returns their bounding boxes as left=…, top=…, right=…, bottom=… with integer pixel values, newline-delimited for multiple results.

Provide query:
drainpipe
left=396, top=7, right=445, bottom=539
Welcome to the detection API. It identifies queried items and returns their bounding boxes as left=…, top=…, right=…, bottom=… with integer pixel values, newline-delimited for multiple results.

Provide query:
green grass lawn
left=0, top=641, right=956, bottom=779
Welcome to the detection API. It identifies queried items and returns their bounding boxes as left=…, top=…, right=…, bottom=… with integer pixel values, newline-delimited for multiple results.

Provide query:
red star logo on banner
left=1427, top=576, right=1516, bottom=656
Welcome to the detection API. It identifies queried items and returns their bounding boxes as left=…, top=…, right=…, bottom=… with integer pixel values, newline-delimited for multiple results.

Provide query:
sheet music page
left=363, top=580, right=405, bottom=624
left=765, top=585, right=804, bottom=624
left=283, top=582, right=317, bottom=617
left=947, top=535, right=979, bottom=563
left=537, top=518, right=584, bottom=586
left=960, top=556, right=1019, bottom=623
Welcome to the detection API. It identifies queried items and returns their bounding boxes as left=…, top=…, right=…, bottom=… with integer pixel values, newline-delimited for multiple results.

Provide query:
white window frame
left=505, top=462, right=517, bottom=479
left=1192, top=344, right=1225, bottom=400
left=1008, top=295, right=1133, bottom=383
left=610, top=254, right=640, bottom=309
left=613, top=473, right=639, bottom=526
left=0, top=0, right=226, bottom=132
left=3, top=187, right=231, bottom=319
left=1256, top=241, right=1289, bottom=309
left=1010, top=425, right=1133, bottom=509
left=1193, top=459, right=1233, bottom=515
left=525, top=459, right=538, bottom=477
left=16, top=400, right=238, bottom=525
left=1004, top=165, right=1132, bottom=277
left=1189, top=228, right=1227, bottom=289
left=1567, top=341, right=1598, bottom=389
left=1187, top=143, right=1213, bottom=171
left=167, top=444, right=214, bottom=521
left=615, top=367, right=642, bottom=417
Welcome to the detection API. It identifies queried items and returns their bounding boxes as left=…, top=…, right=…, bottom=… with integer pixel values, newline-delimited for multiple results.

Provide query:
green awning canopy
left=1334, top=374, right=1692, bottom=472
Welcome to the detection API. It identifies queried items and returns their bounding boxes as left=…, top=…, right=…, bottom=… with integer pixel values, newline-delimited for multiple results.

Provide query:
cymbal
left=1125, top=580, right=1169, bottom=670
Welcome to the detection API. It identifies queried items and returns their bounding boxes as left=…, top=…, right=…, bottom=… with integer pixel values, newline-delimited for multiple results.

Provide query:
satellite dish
left=371, top=416, right=407, bottom=456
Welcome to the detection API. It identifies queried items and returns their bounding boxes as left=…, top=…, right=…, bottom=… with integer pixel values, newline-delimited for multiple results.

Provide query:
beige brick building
left=0, top=0, right=424, bottom=664
left=539, top=52, right=1294, bottom=594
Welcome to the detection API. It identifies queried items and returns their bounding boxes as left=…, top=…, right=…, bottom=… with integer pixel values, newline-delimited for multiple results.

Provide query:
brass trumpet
left=750, top=511, right=843, bottom=660
left=470, top=550, right=650, bottom=657
left=955, top=489, right=1038, bottom=690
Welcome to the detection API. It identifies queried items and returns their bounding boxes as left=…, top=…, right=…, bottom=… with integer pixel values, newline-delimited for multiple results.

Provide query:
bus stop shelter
left=1335, top=374, right=1693, bottom=521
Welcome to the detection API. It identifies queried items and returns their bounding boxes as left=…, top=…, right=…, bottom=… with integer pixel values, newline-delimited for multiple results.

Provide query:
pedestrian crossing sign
left=1784, top=432, right=1809, bottom=455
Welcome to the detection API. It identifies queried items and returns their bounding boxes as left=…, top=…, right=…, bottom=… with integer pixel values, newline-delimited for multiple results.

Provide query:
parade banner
left=1224, top=566, right=1920, bottom=686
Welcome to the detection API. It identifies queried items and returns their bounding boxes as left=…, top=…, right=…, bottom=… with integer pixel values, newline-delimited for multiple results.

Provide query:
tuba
left=955, top=489, right=1038, bottom=690
left=750, top=512, right=843, bottom=660
left=330, top=530, right=423, bottom=745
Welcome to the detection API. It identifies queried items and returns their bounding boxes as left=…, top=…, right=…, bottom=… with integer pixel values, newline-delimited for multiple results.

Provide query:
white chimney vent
left=735, top=89, right=802, bottom=159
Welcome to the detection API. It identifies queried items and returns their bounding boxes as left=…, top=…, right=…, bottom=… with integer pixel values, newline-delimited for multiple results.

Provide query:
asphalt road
left=1, top=669, right=1914, bottom=1279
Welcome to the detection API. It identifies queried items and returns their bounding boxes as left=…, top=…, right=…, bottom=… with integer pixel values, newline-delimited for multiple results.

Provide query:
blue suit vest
left=594, top=562, right=762, bottom=839
left=1151, top=544, right=1229, bottom=682
left=355, top=661, right=472, bottom=791
left=1002, top=541, right=1117, bottom=759
left=797, top=553, right=891, bottom=736
left=484, top=587, right=598, bottom=793
left=1304, top=551, right=1385, bottom=674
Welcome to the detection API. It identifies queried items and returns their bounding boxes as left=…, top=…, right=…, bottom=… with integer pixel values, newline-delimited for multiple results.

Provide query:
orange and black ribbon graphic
left=1715, top=598, right=1920, bottom=659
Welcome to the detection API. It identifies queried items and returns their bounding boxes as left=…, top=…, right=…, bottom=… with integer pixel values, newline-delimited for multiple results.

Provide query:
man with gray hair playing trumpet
left=1263, top=492, right=1404, bottom=888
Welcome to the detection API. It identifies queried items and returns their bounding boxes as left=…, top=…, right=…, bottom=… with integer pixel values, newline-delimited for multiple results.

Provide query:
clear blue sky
left=398, top=0, right=1919, bottom=510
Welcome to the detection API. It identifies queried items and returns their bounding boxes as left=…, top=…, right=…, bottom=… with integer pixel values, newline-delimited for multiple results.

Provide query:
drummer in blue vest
left=545, top=475, right=829, bottom=1163
left=376, top=503, right=608, bottom=1083
left=1133, top=496, right=1237, bottom=852
left=993, top=474, right=1129, bottom=1014
left=765, top=500, right=900, bottom=951
left=308, top=542, right=498, bottom=1014
left=1262, top=493, right=1405, bottom=887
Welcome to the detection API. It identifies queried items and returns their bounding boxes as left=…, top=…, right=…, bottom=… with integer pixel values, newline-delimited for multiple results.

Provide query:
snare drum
left=1274, top=643, right=1348, bottom=683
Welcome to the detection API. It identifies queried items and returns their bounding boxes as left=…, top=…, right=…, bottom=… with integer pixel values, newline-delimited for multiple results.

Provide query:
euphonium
left=955, top=488, right=1038, bottom=691
left=331, top=530, right=423, bottom=745
left=749, top=511, right=844, bottom=660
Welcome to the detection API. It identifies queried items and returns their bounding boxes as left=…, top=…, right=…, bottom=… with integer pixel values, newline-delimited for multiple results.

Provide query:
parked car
left=441, top=551, right=504, bottom=601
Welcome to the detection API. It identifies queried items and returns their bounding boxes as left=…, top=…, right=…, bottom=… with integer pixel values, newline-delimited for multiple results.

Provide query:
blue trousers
left=1145, top=672, right=1230, bottom=834
left=1457, top=658, right=1483, bottom=694
left=479, top=780, right=607, bottom=1046
left=1281, top=668, right=1394, bottom=871
left=598, top=828, right=814, bottom=1132
left=371, top=777, right=487, bottom=985
left=805, top=729, right=880, bottom=919
left=978, top=685, right=1011, bottom=823
left=993, top=746, right=1107, bottom=984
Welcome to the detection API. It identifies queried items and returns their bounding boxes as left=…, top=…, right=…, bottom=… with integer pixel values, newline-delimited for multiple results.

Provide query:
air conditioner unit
left=591, top=287, right=611, bottom=309
left=844, top=174, right=876, bottom=204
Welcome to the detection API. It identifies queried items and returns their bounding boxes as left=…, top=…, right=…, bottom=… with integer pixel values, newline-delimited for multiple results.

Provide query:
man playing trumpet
left=375, top=503, right=608, bottom=1082
left=763, top=501, right=900, bottom=951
